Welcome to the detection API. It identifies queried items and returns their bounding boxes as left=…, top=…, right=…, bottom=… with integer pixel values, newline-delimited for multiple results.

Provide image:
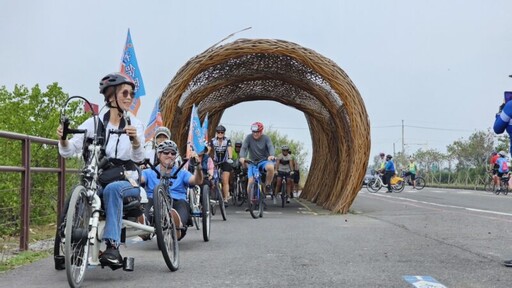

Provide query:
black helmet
left=235, top=140, right=242, bottom=147
left=99, top=73, right=135, bottom=95
left=386, top=154, right=392, bottom=159
left=216, top=125, right=226, bottom=132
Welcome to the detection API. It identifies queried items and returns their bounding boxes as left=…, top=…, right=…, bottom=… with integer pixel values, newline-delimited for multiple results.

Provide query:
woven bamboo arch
left=160, top=38, right=370, bottom=213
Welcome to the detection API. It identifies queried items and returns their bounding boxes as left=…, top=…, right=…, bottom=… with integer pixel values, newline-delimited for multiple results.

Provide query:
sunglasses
left=120, top=89, right=135, bottom=98
left=216, top=131, right=225, bottom=134
left=162, top=151, right=177, bottom=156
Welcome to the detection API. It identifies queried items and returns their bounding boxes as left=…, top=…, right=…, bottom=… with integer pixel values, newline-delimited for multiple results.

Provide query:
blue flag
left=187, top=105, right=207, bottom=157
left=120, top=29, right=146, bottom=115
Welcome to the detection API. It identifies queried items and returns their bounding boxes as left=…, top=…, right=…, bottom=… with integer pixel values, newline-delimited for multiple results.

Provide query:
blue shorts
left=247, top=160, right=271, bottom=179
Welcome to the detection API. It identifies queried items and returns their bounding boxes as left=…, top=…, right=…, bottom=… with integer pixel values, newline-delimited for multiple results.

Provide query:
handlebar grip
left=109, top=129, right=126, bottom=135
left=61, top=117, right=70, bottom=140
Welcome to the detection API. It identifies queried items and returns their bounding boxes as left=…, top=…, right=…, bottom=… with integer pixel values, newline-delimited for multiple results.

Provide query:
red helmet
left=251, top=122, right=264, bottom=132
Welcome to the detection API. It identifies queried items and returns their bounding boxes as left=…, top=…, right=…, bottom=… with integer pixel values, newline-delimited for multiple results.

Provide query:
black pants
left=173, top=199, right=191, bottom=227
left=384, top=171, right=394, bottom=191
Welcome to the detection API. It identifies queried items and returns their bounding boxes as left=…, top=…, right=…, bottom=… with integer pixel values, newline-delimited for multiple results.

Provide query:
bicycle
left=188, top=182, right=211, bottom=241
left=366, top=170, right=404, bottom=193
left=210, top=162, right=227, bottom=221
left=53, top=96, right=179, bottom=287
left=484, top=170, right=497, bottom=193
left=245, top=159, right=265, bottom=219
left=400, top=171, right=426, bottom=190
left=231, top=165, right=248, bottom=207
left=496, top=173, right=510, bottom=195
left=278, top=172, right=292, bottom=208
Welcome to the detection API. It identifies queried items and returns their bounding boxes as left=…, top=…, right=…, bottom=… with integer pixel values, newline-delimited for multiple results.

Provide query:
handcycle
left=245, top=159, right=266, bottom=218
left=53, top=96, right=179, bottom=287
left=209, top=162, right=227, bottom=221
left=187, top=181, right=211, bottom=241
left=366, top=170, right=404, bottom=193
left=400, top=171, right=426, bottom=190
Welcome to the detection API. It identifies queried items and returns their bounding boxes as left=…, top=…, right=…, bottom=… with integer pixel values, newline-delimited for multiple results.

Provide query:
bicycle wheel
left=257, top=184, right=264, bottom=218
left=201, top=185, right=211, bottom=242
left=210, top=185, right=217, bottom=216
left=281, top=181, right=286, bottom=208
left=65, top=185, right=92, bottom=288
left=248, top=183, right=262, bottom=219
left=233, top=178, right=241, bottom=206
left=153, top=184, right=179, bottom=271
left=366, top=178, right=380, bottom=193
left=415, top=177, right=426, bottom=190
left=217, top=184, right=227, bottom=221
left=392, top=180, right=405, bottom=193
left=237, top=179, right=246, bottom=206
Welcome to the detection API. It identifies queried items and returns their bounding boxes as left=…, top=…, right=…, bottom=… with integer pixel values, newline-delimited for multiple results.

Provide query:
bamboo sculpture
left=159, top=38, right=370, bottom=213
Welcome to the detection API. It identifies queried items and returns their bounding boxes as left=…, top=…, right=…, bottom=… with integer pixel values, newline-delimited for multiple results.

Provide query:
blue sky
left=2, top=0, right=512, bottom=168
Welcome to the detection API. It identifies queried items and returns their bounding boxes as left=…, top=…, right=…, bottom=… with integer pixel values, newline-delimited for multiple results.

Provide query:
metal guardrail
left=0, top=130, right=67, bottom=251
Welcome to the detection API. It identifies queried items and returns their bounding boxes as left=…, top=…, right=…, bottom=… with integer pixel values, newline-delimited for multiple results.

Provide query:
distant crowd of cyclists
left=371, top=152, right=419, bottom=193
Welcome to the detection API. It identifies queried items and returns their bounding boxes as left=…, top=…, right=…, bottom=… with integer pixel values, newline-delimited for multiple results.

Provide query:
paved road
left=2, top=187, right=512, bottom=287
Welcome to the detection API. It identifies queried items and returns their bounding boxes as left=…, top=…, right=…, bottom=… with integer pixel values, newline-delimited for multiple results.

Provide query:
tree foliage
left=0, top=83, right=88, bottom=234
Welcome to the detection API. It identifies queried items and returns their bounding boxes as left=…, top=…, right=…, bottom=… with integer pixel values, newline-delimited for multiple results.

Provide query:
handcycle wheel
left=248, top=182, right=262, bottom=219
left=217, top=184, right=227, bottom=221
left=189, top=187, right=200, bottom=231
left=153, top=184, right=179, bottom=271
left=201, top=184, right=211, bottom=242
left=64, top=185, right=92, bottom=288
left=415, top=177, right=426, bottom=190
left=366, top=178, right=380, bottom=193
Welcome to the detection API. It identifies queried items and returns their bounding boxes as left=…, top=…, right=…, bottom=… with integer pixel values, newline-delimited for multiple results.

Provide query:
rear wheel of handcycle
left=65, top=185, right=92, bottom=288
left=248, top=183, right=263, bottom=219
left=415, top=177, right=426, bottom=190
left=217, top=184, right=227, bottom=221
left=366, top=179, right=380, bottom=193
left=154, top=184, right=179, bottom=271
left=201, top=185, right=211, bottom=242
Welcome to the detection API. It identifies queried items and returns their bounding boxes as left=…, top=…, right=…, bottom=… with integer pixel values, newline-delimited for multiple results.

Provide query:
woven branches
left=160, top=38, right=370, bottom=213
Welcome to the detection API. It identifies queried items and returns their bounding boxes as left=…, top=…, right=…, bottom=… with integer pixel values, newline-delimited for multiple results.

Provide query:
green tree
left=0, top=83, right=88, bottom=234
left=446, top=130, right=493, bottom=171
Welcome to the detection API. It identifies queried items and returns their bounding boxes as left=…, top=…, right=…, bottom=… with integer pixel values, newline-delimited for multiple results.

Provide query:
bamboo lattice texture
left=160, top=38, right=370, bottom=213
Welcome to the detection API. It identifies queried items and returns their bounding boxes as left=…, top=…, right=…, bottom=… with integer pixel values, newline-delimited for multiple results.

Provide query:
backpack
left=502, top=160, right=509, bottom=172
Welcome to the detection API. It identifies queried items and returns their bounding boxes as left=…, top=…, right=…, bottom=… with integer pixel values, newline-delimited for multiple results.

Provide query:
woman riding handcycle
left=54, top=73, right=180, bottom=287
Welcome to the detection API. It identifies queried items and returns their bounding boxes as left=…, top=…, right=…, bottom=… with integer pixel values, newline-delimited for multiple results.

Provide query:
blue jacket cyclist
left=383, top=154, right=395, bottom=193
left=141, top=140, right=203, bottom=240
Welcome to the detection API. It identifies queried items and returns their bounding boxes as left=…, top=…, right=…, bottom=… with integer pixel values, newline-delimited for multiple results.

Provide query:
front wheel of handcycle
left=248, top=183, right=263, bottom=219
left=153, top=184, right=179, bottom=271
left=64, top=185, right=92, bottom=288
left=201, top=185, right=211, bottom=242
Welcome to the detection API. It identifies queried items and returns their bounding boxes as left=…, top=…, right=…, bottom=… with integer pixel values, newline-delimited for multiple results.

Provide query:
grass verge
left=0, top=250, right=51, bottom=272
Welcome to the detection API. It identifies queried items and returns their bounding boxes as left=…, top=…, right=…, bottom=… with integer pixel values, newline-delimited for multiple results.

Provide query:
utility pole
left=402, top=119, right=405, bottom=156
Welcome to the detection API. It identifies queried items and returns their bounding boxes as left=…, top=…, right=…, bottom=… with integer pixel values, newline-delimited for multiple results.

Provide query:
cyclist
left=495, top=151, right=510, bottom=192
left=383, top=154, right=395, bottom=193
left=209, top=125, right=233, bottom=205
left=490, top=151, right=500, bottom=188
left=404, top=157, right=418, bottom=189
left=375, top=152, right=386, bottom=174
left=57, top=72, right=145, bottom=268
left=229, top=141, right=243, bottom=191
left=145, top=126, right=170, bottom=164
left=141, top=140, right=203, bottom=241
left=275, top=145, right=295, bottom=204
left=239, top=121, right=276, bottom=197
left=290, top=150, right=300, bottom=198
